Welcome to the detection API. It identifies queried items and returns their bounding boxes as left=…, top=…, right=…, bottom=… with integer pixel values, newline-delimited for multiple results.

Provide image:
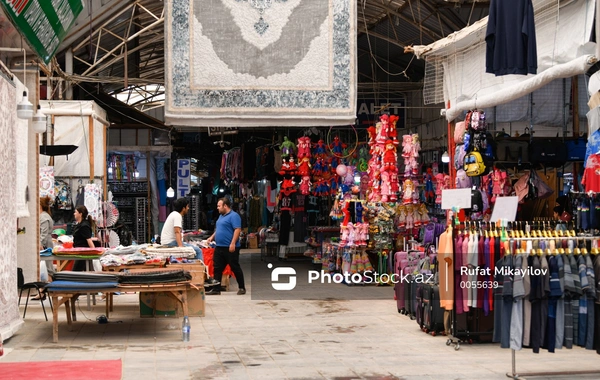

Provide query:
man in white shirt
left=161, top=198, right=219, bottom=287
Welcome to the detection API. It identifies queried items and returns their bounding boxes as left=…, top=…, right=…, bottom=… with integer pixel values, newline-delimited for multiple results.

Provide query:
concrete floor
left=3, top=250, right=600, bottom=380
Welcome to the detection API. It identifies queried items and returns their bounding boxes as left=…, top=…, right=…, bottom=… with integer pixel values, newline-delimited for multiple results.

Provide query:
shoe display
left=237, top=289, right=246, bottom=295
left=204, top=277, right=220, bottom=287
left=205, top=287, right=221, bottom=295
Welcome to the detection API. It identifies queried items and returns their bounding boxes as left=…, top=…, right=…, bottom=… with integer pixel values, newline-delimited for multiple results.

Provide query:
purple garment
left=455, top=234, right=464, bottom=314
left=462, top=234, right=470, bottom=312
left=483, top=237, right=491, bottom=316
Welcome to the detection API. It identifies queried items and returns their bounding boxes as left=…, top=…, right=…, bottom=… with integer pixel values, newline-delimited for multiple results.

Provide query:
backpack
left=454, top=145, right=466, bottom=170
left=464, top=151, right=486, bottom=177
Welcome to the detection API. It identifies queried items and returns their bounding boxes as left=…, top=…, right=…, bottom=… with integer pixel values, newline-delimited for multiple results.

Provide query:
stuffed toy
left=424, top=168, right=435, bottom=203
left=402, top=179, right=414, bottom=205
left=418, top=204, right=430, bottom=225
left=287, top=156, right=297, bottom=174
left=281, top=178, right=295, bottom=191
left=411, top=134, right=421, bottom=158
left=329, top=176, right=339, bottom=196
left=491, top=168, right=503, bottom=203
left=389, top=171, right=399, bottom=202
left=380, top=171, right=391, bottom=202
left=397, top=205, right=406, bottom=228
left=389, top=115, right=399, bottom=145
left=343, top=165, right=355, bottom=186
left=376, top=114, right=389, bottom=143
left=405, top=204, right=414, bottom=229
left=299, top=176, right=311, bottom=195
left=331, top=136, right=346, bottom=156
left=297, top=157, right=311, bottom=176
left=361, top=223, right=369, bottom=247
left=355, top=202, right=364, bottom=223
left=281, top=136, right=296, bottom=157
left=347, top=224, right=355, bottom=247
left=340, top=225, right=349, bottom=247
left=382, top=140, right=397, bottom=172
left=401, top=135, right=413, bottom=158
left=313, top=139, right=327, bottom=157
left=297, top=136, right=311, bottom=158
left=367, top=125, right=377, bottom=145
left=279, top=158, right=290, bottom=176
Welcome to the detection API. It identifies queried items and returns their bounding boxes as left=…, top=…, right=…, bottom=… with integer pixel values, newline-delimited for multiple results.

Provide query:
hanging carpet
left=164, top=0, right=357, bottom=127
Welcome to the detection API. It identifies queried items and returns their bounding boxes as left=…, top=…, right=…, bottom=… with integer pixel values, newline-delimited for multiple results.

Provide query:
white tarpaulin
left=412, top=0, right=596, bottom=121
left=39, top=101, right=108, bottom=178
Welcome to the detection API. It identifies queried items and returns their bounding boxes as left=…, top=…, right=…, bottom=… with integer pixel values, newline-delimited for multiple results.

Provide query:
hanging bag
left=495, top=139, right=529, bottom=163
left=464, top=150, right=486, bottom=177
left=530, top=139, right=567, bottom=167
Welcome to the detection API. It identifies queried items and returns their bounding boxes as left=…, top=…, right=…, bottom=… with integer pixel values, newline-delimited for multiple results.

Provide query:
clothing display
left=486, top=0, right=537, bottom=76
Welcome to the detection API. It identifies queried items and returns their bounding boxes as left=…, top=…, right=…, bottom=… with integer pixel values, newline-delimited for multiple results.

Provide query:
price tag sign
left=490, top=196, right=519, bottom=222
left=441, top=188, right=472, bottom=210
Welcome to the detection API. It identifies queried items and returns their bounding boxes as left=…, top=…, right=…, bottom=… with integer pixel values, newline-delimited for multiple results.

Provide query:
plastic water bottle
left=182, top=316, right=190, bottom=342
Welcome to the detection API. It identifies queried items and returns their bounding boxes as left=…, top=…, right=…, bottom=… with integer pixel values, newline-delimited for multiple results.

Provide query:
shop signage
left=356, top=98, right=405, bottom=129
left=177, top=159, right=191, bottom=198
left=208, top=127, right=238, bottom=136
left=0, top=0, right=85, bottom=64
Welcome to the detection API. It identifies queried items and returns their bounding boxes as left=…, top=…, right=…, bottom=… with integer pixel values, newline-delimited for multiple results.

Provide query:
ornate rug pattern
left=0, top=72, right=18, bottom=333
left=165, top=0, right=356, bottom=126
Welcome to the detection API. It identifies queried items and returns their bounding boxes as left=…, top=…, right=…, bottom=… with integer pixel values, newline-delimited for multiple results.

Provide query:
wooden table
left=47, top=282, right=193, bottom=343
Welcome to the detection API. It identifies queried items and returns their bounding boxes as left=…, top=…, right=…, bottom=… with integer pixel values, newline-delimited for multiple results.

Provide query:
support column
left=65, top=48, right=73, bottom=100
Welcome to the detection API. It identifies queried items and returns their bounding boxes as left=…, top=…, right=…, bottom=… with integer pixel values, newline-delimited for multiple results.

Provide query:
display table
left=47, top=282, right=194, bottom=343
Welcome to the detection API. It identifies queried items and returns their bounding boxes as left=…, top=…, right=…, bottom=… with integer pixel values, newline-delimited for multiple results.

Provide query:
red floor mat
left=0, top=359, right=122, bottom=380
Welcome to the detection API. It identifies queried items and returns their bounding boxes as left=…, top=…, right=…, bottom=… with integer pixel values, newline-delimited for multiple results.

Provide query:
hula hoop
left=327, top=125, right=359, bottom=159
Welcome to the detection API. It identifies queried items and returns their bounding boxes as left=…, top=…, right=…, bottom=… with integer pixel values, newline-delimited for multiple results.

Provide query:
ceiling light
left=32, top=105, right=47, bottom=133
left=441, top=151, right=450, bottom=163
left=166, top=187, right=175, bottom=198
left=17, top=91, right=33, bottom=119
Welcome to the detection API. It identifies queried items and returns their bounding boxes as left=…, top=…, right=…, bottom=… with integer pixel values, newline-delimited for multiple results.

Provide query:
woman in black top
left=72, top=205, right=96, bottom=271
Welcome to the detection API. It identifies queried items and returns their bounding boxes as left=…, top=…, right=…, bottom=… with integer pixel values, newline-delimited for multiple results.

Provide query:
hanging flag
left=0, top=0, right=85, bottom=64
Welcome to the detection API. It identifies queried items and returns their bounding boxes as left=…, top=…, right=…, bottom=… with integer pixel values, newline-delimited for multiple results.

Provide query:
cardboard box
left=165, top=262, right=206, bottom=285
left=139, top=288, right=205, bottom=317
left=247, top=235, right=258, bottom=249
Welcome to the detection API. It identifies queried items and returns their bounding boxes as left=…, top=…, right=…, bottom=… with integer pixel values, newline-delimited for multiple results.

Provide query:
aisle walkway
left=4, top=251, right=600, bottom=380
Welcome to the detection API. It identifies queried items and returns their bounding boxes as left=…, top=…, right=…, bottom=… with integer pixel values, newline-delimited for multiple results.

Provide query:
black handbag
left=530, top=139, right=567, bottom=167
left=495, top=139, right=529, bottom=163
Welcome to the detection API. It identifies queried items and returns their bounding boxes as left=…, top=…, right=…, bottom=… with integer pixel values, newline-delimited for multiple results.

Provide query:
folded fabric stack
left=52, top=247, right=105, bottom=258
left=46, top=271, right=119, bottom=291
left=117, top=269, right=192, bottom=284
left=104, top=245, right=139, bottom=255
left=100, top=252, right=149, bottom=267
left=141, top=246, right=196, bottom=259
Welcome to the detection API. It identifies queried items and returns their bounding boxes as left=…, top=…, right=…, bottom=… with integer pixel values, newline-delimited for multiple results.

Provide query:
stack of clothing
left=117, top=269, right=192, bottom=284
left=141, top=246, right=196, bottom=259
left=46, top=271, right=119, bottom=291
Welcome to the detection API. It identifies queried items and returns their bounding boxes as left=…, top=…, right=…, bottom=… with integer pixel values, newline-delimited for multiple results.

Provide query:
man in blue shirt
left=206, top=197, right=246, bottom=295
